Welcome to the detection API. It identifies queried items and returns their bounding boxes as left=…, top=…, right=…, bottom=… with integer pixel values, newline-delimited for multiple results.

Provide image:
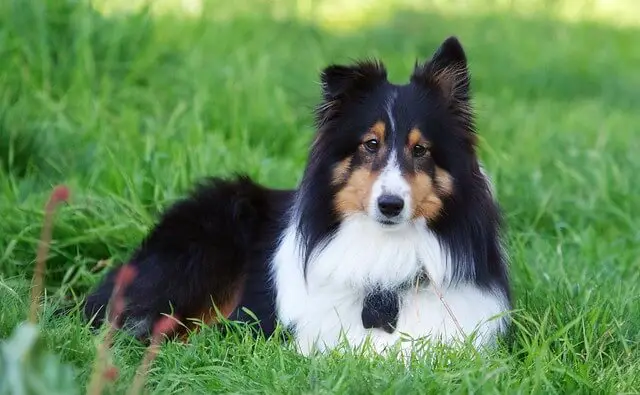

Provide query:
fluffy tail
left=83, top=174, right=276, bottom=340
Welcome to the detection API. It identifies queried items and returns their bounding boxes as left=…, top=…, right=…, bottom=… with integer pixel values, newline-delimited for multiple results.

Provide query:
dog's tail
left=82, top=174, right=283, bottom=340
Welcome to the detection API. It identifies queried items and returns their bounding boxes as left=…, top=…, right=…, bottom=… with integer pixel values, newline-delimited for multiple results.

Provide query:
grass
left=1, top=0, right=639, bottom=393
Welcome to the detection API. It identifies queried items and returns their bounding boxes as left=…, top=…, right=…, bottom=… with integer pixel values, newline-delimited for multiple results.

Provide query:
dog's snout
left=377, top=194, right=405, bottom=218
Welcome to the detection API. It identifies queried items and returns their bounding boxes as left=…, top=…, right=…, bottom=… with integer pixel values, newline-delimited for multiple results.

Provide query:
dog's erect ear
left=320, top=60, right=387, bottom=101
left=411, top=36, right=470, bottom=103
left=429, top=36, right=467, bottom=74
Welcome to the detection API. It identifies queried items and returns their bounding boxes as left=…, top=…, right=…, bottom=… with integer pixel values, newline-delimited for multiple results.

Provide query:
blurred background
left=0, top=1, right=638, bottom=392
left=0, top=0, right=638, bottom=319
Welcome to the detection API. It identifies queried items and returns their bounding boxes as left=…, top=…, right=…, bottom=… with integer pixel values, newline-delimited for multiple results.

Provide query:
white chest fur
left=270, top=214, right=509, bottom=357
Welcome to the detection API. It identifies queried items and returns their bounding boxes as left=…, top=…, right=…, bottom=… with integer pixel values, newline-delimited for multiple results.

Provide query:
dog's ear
left=411, top=36, right=469, bottom=104
left=320, top=60, right=387, bottom=101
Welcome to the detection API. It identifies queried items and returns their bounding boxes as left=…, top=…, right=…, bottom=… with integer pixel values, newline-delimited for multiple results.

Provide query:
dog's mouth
left=375, top=217, right=406, bottom=228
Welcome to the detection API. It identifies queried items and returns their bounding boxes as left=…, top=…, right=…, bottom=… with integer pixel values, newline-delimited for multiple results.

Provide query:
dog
left=83, top=36, right=512, bottom=357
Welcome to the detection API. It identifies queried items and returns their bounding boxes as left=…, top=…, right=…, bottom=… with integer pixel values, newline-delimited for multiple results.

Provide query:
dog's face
left=312, top=37, right=477, bottom=228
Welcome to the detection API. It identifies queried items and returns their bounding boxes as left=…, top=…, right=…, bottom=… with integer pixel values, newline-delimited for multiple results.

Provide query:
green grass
left=1, top=0, right=639, bottom=393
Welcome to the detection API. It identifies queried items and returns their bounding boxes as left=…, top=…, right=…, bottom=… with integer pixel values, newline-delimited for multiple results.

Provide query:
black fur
left=84, top=176, right=292, bottom=339
left=294, top=36, right=509, bottom=298
left=83, top=36, right=511, bottom=342
left=361, top=288, right=400, bottom=334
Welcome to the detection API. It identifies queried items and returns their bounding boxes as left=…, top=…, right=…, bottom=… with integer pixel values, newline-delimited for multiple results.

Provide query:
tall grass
left=1, top=0, right=638, bottom=393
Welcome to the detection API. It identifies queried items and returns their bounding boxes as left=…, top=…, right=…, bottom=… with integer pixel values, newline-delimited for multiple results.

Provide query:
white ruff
left=270, top=213, right=510, bottom=358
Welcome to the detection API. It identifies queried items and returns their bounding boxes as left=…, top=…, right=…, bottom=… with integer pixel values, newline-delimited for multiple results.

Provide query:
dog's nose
left=377, top=194, right=405, bottom=218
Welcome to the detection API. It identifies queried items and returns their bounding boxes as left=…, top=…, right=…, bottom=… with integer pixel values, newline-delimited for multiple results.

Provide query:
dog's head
left=301, top=36, right=478, bottom=231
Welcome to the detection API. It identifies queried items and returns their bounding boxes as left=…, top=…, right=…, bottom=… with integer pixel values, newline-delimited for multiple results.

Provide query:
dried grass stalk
left=29, top=185, right=69, bottom=324
left=86, top=265, right=137, bottom=395
left=127, top=316, right=180, bottom=395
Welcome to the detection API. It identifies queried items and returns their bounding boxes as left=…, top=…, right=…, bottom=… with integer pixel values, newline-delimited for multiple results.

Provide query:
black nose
left=377, top=194, right=405, bottom=217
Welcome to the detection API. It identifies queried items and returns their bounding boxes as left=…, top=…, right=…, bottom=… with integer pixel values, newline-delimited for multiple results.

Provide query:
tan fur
left=408, top=167, right=453, bottom=221
left=332, top=157, right=352, bottom=185
left=176, top=286, right=244, bottom=341
left=406, top=128, right=431, bottom=157
left=435, top=166, right=454, bottom=196
left=361, top=130, right=389, bottom=163
left=176, top=276, right=246, bottom=342
left=408, top=128, right=424, bottom=147
left=334, top=168, right=378, bottom=216
left=370, top=120, right=386, bottom=142
left=361, top=120, right=389, bottom=161
left=332, top=121, right=390, bottom=216
left=403, top=128, right=453, bottom=220
left=409, top=172, right=443, bottom=220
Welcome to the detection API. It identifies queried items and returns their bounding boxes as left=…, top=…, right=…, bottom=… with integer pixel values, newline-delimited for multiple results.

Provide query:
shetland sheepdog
left=84, top=36, right=511, bottom=357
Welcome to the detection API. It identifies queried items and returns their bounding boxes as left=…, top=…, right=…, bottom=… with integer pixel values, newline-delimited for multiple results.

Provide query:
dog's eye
left=363, top=139, right=379, bottom=153
left=412, top=144, right=429, bottom=158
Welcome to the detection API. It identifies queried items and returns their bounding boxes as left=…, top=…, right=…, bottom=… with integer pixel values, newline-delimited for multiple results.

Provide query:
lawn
left=1, top=0, right=639, bottom=393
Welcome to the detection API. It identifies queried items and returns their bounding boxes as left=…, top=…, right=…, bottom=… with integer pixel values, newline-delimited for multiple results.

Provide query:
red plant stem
left=29, top=185, right=69, bottom=324
left=127, top=316, right=179, bottom=395
left=87, top=329, right=117, bottom=395
left=87, top=265, right=137, bottom=395
left=108, top=265, right=137, bottom=324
